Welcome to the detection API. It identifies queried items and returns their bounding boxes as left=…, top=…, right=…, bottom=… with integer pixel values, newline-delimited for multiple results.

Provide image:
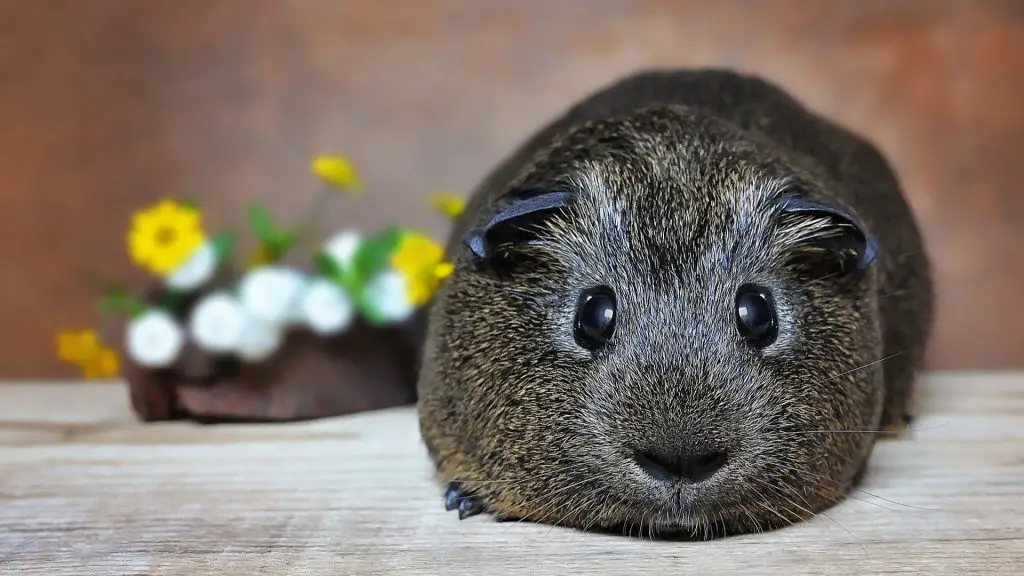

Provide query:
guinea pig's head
left=417, top=104, right=885, bottom=538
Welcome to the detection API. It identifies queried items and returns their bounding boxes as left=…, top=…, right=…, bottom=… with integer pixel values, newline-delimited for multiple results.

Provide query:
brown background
left=0, top=0, right=1021, bottom=378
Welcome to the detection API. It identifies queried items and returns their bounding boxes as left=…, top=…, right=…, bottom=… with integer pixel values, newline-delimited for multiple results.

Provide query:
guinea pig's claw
left=881, top=412, right=917, bottom=438
left=457, top=497, right=484, bottom=520
left=443, top=483, right=462, bottom=511
left=443, top=481, right=484, bottom=520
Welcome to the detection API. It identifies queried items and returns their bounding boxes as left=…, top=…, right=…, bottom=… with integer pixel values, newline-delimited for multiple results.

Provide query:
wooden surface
left=1, top=1, right=1024, bottom=378
left=0, top=373, right=1021, bottom=575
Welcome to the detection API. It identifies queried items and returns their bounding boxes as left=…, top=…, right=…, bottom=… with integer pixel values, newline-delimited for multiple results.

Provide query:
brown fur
left=415, top=68, right=934, bottom=538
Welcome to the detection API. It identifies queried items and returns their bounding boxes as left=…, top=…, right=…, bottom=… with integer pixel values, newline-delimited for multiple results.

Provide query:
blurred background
left=1, top=0, right=1021, bottom=380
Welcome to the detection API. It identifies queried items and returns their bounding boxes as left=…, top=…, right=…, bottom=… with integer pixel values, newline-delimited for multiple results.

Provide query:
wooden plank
left=0, top=373, right=1021, bottom=575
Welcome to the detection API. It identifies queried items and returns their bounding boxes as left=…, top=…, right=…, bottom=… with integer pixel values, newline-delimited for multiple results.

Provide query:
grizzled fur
left=415, top=68, right=934, bottom=537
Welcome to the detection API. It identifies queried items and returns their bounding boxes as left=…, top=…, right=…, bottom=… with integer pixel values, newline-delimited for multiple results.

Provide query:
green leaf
left=264, top=232, right=296, bottom=261
left=312, top=250, right=344, bottom=281
left=128, top=302, right=148, bottom=319
left=354, top=293, right=390, bottom=327
left=352, top=226, right=406, bottom=283
left=181, top=197, right=201, bottom=211
left=245, top=204, right=298, bottom=263
left=96, top=295, right=126, bottom=316
left=96, top=293, right=146, bottom=319
left=246, top=203, right=278, bottom=245
left=209, top=232, right=237, bottom=263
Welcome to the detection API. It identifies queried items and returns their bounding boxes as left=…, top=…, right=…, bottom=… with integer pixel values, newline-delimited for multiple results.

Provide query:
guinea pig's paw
left=443, top=481, right=485, bottom=520
left=880, top=412, right=915, bottom=439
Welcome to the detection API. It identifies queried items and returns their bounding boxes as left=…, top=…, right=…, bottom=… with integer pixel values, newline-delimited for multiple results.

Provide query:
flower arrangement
left=57, top=155, right=464, bottom=383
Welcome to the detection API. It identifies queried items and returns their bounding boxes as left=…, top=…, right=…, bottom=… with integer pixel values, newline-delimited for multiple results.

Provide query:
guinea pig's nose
left=633, top=447, right=728, bottom=484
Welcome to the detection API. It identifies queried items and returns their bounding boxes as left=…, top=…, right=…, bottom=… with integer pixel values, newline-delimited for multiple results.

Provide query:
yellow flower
left=311, top=155, right=362, bottom=192
left=56, top=329, right=120, bottom=380
left=390, top=232, right=453, bottom=306
left=81, top=348, right=120, bottom=380
left=434, top=262, right=454, bottom=279
left=428, top=193, right=466, bottom=219
left=127, top=199, right=206, bottom=276
left=57, top=330, right=100, bottom=363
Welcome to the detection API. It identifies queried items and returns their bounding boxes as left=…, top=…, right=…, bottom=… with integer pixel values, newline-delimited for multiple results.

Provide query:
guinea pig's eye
left=734, top=283, right=778, bottom=348
left=574, top=286, right=617, bottom=350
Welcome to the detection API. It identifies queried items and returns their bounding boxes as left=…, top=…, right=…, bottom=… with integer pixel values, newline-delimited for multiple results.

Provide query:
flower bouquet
left=58, top=155, right=464, bottom=423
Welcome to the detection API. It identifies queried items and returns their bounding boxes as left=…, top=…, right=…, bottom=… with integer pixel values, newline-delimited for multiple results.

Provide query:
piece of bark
left=122, top=356, right=187, bottom=422
left=120, top=316, right=423, bottom=423
left=174, top=321, right=421, bottom=423
left=175, top=340, right=222, bottom=382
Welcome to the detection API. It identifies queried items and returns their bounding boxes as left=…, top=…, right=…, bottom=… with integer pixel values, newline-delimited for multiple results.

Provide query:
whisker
left=760, top=455, right=940, bottom=513
left=751, top=476, right=869, bottom=558
left=854, top=488, right=938, bottom=512
left=754, top=498, right=795, bottom=528
left=740, top=478, right=776, bottom=532
left=579, top=491, right=614, bottom=535
left=716, top=508, right=728, bottom=539
left=700, top=507, right=713, bottom=541
left=513, top=473, right=604, bottom=526
left=778, top=421, right=948, bottom=435
left=761, top=459, right=894, bottom=513
left=547, top=492, right=603, bottom=535
left=742, top=504, right=764, bottom=535
left=817, top=350, right=906, bottom=385
left=691, top=510, right=704, bottom=540
left=750, top=476, right=810, bottom=521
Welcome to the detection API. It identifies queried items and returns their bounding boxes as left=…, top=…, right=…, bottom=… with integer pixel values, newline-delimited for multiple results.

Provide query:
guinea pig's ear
left=775, top=195, right=878, bottom=274
left=464, top=187, right=573, bottom=264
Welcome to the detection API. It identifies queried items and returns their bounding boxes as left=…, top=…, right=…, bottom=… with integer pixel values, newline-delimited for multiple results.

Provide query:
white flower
left=362, top=269, right=415, bottom=324
left=299, top=278, right=355, bottom=336
left=189, top=292, right=247, bottom=353
left=238, top=266, right=307, bottom=327
left=323, top=230, right=362, bottom=270
left=125, top=309, right=185, bottom=368
left=165, top=241, right=217, bottom=291
left=236, top=317, right=283, bottom=362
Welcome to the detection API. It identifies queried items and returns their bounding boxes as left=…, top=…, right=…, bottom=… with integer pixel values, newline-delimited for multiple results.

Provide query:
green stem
left=96, top=313, right=119, bottom=352
left=291, top=185, right=341, bottom=255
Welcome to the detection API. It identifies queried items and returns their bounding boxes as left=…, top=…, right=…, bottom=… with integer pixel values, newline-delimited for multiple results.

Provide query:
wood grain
left=0, top=0, right=1023, bottom=378
left=0, top=373, right=1021, bottom=575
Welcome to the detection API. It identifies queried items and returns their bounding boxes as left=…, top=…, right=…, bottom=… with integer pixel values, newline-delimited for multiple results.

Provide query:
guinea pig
left=415, top=68, right=934, bottom=538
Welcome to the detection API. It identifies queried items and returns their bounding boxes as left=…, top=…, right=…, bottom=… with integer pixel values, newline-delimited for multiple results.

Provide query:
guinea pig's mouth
left=593, top=447, right=805, bottom=539
left=603, top=497, right=797, bottom=540
left=596, top=507, right=741, bottom=540
left=595, top=455, right=849, bottom=539
left=595, top=478, right=746, bottom=539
